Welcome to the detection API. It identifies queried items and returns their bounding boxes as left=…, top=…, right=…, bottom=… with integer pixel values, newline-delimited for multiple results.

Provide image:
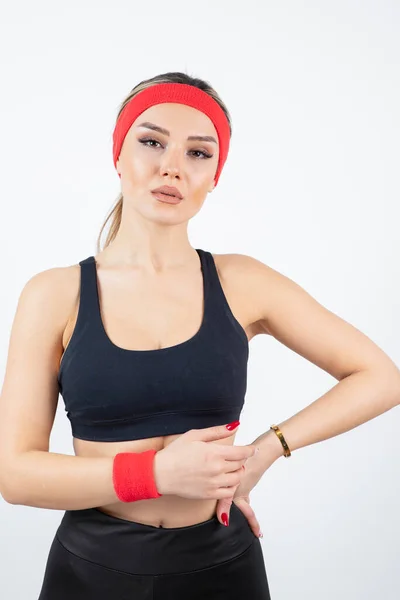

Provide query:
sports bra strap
left=76, top=256, right=101, bottom=328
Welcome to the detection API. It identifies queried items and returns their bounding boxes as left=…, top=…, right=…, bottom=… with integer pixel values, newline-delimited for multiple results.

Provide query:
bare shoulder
left=213, top=252, right=400, bottom=381
left=211, top=252, right=274, bottom=337
left=212, top=252, right=269, bottom=278
left=15, top=263, right=81, bottom=357
left=19, top=262, right=80, bottom=316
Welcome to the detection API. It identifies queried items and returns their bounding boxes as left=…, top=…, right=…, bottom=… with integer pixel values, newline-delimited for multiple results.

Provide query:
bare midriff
left=73, top=431, right=238, bottom=528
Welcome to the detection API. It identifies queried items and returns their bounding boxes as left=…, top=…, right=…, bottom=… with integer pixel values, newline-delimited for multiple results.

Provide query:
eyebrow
left=137, top=121, right=218, bottom=144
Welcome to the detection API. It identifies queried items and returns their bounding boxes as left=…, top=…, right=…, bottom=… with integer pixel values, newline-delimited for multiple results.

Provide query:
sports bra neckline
left=87, top=247, right=208, bottom=356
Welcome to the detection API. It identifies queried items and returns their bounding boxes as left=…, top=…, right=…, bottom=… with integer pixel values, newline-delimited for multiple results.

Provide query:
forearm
left=252, top=368, right=400, bottom=472
left=1, top=451, right=119, bottom=510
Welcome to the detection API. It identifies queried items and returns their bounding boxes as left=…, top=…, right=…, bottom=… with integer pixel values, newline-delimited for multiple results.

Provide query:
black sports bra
left=57, top=249, right=249, bottom=442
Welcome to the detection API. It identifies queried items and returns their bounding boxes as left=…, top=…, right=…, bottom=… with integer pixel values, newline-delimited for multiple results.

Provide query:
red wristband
left=112, top=449, right=163, bottom=502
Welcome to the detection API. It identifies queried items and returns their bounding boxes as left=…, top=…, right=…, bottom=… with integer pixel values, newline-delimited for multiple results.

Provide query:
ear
left=116, top=159, right=121, bottom=175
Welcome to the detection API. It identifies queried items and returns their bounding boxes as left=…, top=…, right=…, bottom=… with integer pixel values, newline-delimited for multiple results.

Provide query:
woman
left=0, top=71, right=399, bottom=599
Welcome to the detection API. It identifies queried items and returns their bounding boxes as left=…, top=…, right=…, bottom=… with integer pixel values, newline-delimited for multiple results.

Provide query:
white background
left=0, top=1, right=399, bottom=598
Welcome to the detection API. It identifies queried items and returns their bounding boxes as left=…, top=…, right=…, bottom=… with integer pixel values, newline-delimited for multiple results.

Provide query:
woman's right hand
left=153, top=423, right=257, bottom=500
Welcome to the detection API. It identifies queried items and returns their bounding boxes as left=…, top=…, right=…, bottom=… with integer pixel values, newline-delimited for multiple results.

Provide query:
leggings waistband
left=56, top=502, right=256, bottom=576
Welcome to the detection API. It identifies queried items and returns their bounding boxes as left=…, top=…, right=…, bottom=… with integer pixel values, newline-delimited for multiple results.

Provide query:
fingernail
left=226, top=421, right=240, bottom=430
left=221, top=513, right=229, bottom=527
left=258, top=531, right=263, bottom=538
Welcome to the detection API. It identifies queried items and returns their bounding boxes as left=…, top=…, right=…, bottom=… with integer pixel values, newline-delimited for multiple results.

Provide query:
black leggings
left=38, top=502, right=271, bottom=599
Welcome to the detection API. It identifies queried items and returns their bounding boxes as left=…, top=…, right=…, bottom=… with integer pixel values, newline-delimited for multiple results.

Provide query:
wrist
left=256, top=429, right=285, bottom=463
left=153, top=449, right=170, bottom=496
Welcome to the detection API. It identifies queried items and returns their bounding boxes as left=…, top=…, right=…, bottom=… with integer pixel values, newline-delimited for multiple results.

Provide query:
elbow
left=0, top=464, right=27, bottom=506
left=0, top=480, right=21, bottom=505
left=1, top=489, right=21, bottom=505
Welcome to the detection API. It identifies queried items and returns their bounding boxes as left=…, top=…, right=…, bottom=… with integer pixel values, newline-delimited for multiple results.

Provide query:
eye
left=190, top=149, right=213, bottom=159
left=138, top=137, right=213, bottom=159
left=139, top=137, right=162, bottom=149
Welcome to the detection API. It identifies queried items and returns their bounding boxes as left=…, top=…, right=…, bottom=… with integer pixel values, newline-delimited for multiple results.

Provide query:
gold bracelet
left=270, top=424, right=291, bottom=457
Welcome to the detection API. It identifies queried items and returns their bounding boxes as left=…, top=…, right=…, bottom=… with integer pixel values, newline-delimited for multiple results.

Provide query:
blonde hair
left=96, top=71, right=232, bottom=253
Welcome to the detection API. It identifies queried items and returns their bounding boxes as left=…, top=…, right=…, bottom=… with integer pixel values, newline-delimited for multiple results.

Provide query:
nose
left=163, top=165, right=180, bottom=178
left=159, top=146, right=182, bottom=179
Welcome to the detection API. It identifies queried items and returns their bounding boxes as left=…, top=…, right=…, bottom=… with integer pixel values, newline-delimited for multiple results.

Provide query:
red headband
left=112, top=83, right=231, bottom=187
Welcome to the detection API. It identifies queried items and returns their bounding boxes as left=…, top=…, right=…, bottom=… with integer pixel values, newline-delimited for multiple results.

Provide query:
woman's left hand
left=216, top=459, right=264, bottom=538
left=215, top=434, right=281, bottom=538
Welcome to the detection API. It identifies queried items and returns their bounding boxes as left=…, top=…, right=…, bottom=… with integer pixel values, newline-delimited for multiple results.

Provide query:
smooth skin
left=1, top=102, right=399, bottom=537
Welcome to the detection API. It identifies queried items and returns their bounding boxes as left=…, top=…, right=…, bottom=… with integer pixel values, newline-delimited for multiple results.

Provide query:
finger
left=216, top=497, right=234, bottom=527
left=219, top=470, right=243, bottom=488
left=234, top=498, right=262, bottom=538
left=223, top=459, right=248, bottom=473
left=218, top=444, right=258, bottom=461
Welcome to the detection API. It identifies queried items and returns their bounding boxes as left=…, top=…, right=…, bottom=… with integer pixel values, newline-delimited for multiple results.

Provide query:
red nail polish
left=226, top=421, right=240, bottom=430
left=222, top=513, right=229, bottom=526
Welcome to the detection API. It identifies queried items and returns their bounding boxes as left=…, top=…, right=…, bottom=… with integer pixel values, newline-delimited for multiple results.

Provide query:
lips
left=152, top=191, right=182, bottom=204
left=151, top=185, right=183, bottom=199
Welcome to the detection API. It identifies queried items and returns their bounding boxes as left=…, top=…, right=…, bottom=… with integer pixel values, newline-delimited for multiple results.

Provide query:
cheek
left=190, top=187, right=209, bottom=209
left=124, top=154, right=155, bottom=180
left=195, top=175, right=213, bottom=196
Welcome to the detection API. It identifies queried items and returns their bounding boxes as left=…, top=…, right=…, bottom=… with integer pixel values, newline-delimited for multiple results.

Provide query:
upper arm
left=0, top=267, right=73, bottom=492
left=235, top=254, right=400, bottom=382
